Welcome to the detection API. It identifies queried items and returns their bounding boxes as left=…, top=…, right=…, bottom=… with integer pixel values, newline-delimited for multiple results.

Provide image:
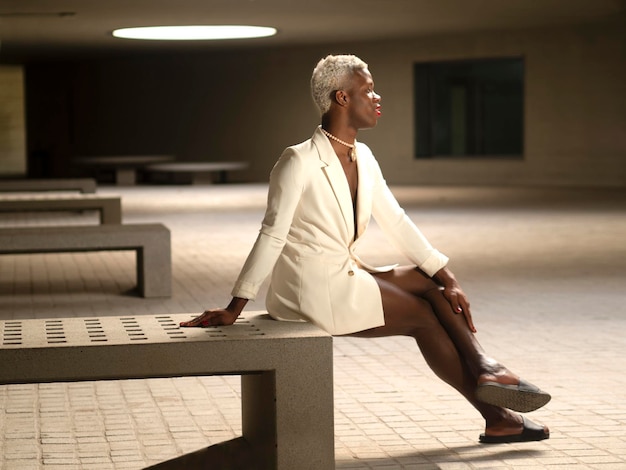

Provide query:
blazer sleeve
left=231, top=147, right=307, bottom=300
left=368, top=156, right=449, bottom=277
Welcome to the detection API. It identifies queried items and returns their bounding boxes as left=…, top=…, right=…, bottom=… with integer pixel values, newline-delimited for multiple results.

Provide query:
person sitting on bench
left=181, top=54, right=551, bottom=444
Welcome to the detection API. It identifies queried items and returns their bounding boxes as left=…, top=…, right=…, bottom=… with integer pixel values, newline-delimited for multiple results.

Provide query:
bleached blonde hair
left=310, top=54, right=368, bottom=115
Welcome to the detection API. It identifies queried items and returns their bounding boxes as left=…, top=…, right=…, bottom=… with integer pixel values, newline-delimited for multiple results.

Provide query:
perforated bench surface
left=0, top=314, right=308, bottom=350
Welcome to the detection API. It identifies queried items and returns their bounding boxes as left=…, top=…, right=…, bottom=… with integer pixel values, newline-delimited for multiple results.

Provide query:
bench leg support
left=242, top=341, right=335, bottom=469
left=100, top=200, right=123, bottom=224
left=137, top=233, right=172, bottom=297
left=115, top=168, right=137, bottom=185
left=146, top=337, right=334, bottom=469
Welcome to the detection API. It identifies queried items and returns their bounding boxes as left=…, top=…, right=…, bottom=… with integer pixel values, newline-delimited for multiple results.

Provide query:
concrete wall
left=23, top=19, right=626, bottom=187
left=363, top=20, right=626, bottom=187
left=0, top=66, right=26, bottom=176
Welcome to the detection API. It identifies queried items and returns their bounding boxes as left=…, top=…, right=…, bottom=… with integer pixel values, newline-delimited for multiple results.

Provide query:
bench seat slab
left=0, top=194, right=122, bottom=224
left=0, top=178, right=97, bottom=194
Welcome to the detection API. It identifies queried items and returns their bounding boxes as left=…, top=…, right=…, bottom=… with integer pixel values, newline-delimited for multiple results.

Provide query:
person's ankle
left=485, top=412, right=522, bottom=431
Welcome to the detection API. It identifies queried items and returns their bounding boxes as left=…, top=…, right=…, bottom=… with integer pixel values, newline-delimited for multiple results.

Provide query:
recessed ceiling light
left=112, top=25, right=277, bottom=41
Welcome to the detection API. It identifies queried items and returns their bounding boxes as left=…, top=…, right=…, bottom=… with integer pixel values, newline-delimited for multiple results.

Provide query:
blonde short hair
left=310, top=54, right=368, bottom=115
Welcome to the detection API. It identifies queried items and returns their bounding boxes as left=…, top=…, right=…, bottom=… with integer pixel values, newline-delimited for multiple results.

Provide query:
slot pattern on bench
left=2, top=321, right=22, bottom=345
left=45, top=319, right=67, bottom=344
left=85, top=318, right=107, bottom=342
left=0, top=316, right=266, bottom=348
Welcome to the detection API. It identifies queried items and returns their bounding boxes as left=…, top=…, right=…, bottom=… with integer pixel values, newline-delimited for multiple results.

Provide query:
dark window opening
left=414, top=57, right=524, bottom=159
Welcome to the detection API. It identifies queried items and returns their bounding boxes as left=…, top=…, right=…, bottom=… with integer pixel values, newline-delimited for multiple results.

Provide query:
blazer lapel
left=312, top=128, right=355, bottom=240
left=355, top=147, right=372, bottom=240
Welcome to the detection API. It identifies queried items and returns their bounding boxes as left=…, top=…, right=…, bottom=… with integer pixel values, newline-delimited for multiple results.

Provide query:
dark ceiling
left=1, top=0, right=625, bottom=61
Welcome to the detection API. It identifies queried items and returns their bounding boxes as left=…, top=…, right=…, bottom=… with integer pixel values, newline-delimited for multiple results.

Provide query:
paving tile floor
left=1, top=183, right=625, bottom=469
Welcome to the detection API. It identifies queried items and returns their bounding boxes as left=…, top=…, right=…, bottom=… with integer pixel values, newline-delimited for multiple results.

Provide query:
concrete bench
left=0, top=194, right=122, bottom=224
left=146, top=161, right=249, bottom=184
left=0, top=223, right=171, bottom=297
left=75, top=155, right=175, bottom=186
left=0, top=178, right=97, bottom=194
left=0, top=313, right=334, bottom=470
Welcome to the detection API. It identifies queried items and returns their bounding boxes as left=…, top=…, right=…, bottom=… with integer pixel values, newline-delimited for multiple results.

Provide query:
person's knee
left=411, top=267, right=439, bottom=295
left=406, top=297, right=440, bottom=335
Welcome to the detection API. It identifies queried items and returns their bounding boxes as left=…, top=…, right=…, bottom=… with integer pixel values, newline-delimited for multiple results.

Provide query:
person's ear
left=334, top=90, right=349, bottom=106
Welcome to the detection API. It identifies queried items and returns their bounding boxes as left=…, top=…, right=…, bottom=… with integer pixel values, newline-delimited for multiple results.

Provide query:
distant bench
left=0, top=194, right=122, bottom=225
left=0, top=178, right=97, bottom=194
left=75, top=155, right=175, bottom=186
left=0, top=313, right=334, bottom=470
left=0, top=223, right=171, bottom=298
left=146, top=161, right=249, bottom=184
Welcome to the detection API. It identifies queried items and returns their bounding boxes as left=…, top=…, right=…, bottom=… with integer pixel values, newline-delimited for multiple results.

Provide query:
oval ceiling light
left=112, top=25, right=277, bottom=41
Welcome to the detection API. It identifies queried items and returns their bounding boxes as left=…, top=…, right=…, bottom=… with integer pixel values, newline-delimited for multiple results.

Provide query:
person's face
left=344, top=68, right=381, bottom=129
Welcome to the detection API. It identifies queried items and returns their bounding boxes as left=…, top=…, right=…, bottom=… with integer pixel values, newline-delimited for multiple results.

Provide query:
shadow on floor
left=144, top=437, right=260, bottom=470
left=336, top=444, right=547, bottom=469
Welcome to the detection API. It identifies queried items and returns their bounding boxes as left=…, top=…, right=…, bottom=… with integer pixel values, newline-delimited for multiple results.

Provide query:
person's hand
left=441, top=283, right=476, bottom=333
left=179, top=308, right=239, bottom=328
left=433, top=267, right=476, bottom=333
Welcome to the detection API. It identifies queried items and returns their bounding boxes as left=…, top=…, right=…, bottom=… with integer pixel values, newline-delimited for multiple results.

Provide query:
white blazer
left=231, top=127, right=448, bottom=335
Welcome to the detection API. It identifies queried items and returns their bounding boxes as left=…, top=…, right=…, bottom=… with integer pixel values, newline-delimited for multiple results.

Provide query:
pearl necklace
left=321, top=128, right=357, bottom=162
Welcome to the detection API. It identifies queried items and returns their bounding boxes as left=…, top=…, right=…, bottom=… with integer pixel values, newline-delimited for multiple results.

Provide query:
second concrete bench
left=0, top=178, right=97, bottom=194
left=0, top=223, right=171, bottom=297
left=0, top=194, right=122, bottom=224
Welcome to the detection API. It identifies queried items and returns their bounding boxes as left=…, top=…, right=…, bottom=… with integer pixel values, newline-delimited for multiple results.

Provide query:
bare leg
left=347, top=267, right=548, bottom=437
left=373, top=267, right=521, bottom=384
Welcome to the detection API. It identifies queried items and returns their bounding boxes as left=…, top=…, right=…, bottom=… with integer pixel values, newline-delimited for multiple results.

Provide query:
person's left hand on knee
left=443, top=284, right=476, bottom=333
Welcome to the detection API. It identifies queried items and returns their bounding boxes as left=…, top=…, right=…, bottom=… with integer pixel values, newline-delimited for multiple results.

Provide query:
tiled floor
left=1, top=183, right=625, bottom=469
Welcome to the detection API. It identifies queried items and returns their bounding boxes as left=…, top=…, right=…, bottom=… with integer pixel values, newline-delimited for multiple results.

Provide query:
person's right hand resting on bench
left=180, top=297, right=247, bottom=327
